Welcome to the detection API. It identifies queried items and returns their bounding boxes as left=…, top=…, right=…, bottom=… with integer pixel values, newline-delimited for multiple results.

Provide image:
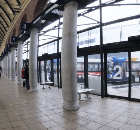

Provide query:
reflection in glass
left=107, top=52, right=128, bottom=97
left=53, top=59, right=59, bottom=87
left=131, top=51, right=140, bottom=99
left=46, top=60, right=51, bottom=81
left=77, top=57, right=84, bottom=89
left=88, top=54, right=101, bottom=95
left=40, top=61, right=45, bottom=83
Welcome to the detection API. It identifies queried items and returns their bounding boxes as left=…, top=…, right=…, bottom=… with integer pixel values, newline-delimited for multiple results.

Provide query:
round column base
left=29, top=87, right=38, bottom=92
left=63, top=100, right=79, bottom=111
left=11, top=78, right=16, bottom=81
left=17, top=81, right=23, bottom=85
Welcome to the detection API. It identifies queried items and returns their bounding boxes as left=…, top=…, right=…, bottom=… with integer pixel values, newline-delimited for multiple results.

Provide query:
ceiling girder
left=16, top=0, right=21, bottom=7
left=0, top=22, right=6, bottom=31
left=0, top=35, right=3, bottom=40
left=0, top=26, right=5, bottom=34
left=4, top=0, right=15, bottom=15
left=0, top=5, right=11, bottom=22
left=0, top=14, right=9, bottom=27
left=0, top=35, right=3, bottom=39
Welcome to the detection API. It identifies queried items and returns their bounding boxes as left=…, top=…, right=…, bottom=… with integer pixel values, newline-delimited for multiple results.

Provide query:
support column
left=6, top=55, right=8, bottom=77
left=3, top=57, right=5, bottom=75
left=61, top=1, right=79, bottom=111
left=17, top=41, right=23, bottom=85
left=8, top=52, right=11, bottom=78
left=1, top=60, right=3, bottom=73
left=29, top=28, right=38, bottom=91
left=11, top=48, right=16, bottom=81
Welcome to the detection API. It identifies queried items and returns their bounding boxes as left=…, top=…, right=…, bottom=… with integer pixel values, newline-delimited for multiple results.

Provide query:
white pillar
left=61, top=1, right=79, bottom=111
left=17, top=41, right=23, bottom=85
left=6, top=55, right=8, bottom=76
left=8, top=52, right=11, bottom=78
left=29, top=28, right=38, bottom=91
left=11, top=48, right=16, bottom=81
left=3, top=57, right=5, bottom=75
left=2, top=59, right=4, bottom=73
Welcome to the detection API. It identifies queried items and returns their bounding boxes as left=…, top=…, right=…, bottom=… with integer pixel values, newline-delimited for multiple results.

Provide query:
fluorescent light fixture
left=33, top=16, right=41, bottom=24
left=19, top=34, right=22, bottom=38
left=45, top=4, right=59, bottom=15
left=49, top=0, right=57, bottom=3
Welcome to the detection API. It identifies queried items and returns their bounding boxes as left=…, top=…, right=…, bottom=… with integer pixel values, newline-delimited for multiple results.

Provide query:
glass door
left=88, top=54, right=101, bottom=95
left=46, top=60, right=51, bottom=82
left=107, top=52, right=129, bottom=97
left=77, top=56, right=84, bottom=89
left=131, top=51, right=140, bottom=99
left=53, top=59, right=57, bottom=87
left=40, top=61, right=45, bottom=83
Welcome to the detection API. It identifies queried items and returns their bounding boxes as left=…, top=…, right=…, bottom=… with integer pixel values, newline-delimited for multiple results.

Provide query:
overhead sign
left=7, top=44, right=12, bottom=49
left=11, top=36, right=17, bottom=42
left=4, top=49, right=7, bottom=53
left=21, top=22, right=30, bottom=31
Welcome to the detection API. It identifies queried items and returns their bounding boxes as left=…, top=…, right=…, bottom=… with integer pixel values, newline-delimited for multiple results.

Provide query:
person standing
left=24, top=65, right=30, bottom=89
left=21, top=67, right=25, bottom=87
left=0, top=66, right=2, bottom=77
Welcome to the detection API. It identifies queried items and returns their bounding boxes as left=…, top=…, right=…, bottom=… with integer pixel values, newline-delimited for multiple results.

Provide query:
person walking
left=24, top=65, right=30, bottom=89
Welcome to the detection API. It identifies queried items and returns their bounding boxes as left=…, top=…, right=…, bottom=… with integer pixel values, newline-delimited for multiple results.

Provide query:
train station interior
left=0, top=0, right=140, bottom=129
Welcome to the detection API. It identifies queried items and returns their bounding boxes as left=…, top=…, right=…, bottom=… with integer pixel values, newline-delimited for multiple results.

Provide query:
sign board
left=7, top=44, right=12, bottom=49
left=4, top=49, right=7, bottom=53
left=21, top=22, right=30, bottom=31
left=11, top=36, right=17, bottom=42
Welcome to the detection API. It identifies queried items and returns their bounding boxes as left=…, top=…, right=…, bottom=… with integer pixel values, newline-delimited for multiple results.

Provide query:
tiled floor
left=0, top=75, right=140, bottom=130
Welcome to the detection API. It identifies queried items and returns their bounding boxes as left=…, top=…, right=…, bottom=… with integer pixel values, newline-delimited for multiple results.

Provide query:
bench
left=40, top=82, right=53, bottom=89
left=78, top=89, right=94, bottom=101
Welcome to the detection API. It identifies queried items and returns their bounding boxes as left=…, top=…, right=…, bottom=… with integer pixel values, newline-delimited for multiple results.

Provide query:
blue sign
left=7, top=44, right=12, bottom=49
left=21, top=22, right=30, bottom=31
left=11, top=36, right=17, bottom=42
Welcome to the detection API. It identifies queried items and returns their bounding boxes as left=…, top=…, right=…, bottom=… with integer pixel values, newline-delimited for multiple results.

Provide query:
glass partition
left=40, top=61, right=45, bottom=83
left=46, top=60, right=51, bottom=81
left=131, top=51, right=140, bottom=99
left=77, top=57, right=84, bottom=89
left=107, top=52, right=129, bottom=97
left=88, top=54, right=101, bottom=95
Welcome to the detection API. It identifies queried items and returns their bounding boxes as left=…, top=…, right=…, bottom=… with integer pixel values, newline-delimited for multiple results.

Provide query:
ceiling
left=0, top=0, right=25, bottom=45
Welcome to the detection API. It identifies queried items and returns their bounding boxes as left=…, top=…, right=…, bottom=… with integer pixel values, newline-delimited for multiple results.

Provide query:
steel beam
left=0, top=5, right=11, bottom=22
left=4, top=0, right=15, bottom=15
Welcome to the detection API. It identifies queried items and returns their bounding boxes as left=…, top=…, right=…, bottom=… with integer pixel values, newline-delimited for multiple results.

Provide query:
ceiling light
left=49, top=0, right=58, bottom=3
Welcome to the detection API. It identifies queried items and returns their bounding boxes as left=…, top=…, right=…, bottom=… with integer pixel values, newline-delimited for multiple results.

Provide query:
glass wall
left=53, top=59, right=57, bottom=87
left=107, top=52, right=129, bottom=97
left=40, top=61, right=45, bottom=83
left=88, top=54, right=101, bottom=95
left=131, top=51, right=140, bottom=99
left=77, top=57, right=84, bottom=89
left=46, top=60, right=51, bottom=81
